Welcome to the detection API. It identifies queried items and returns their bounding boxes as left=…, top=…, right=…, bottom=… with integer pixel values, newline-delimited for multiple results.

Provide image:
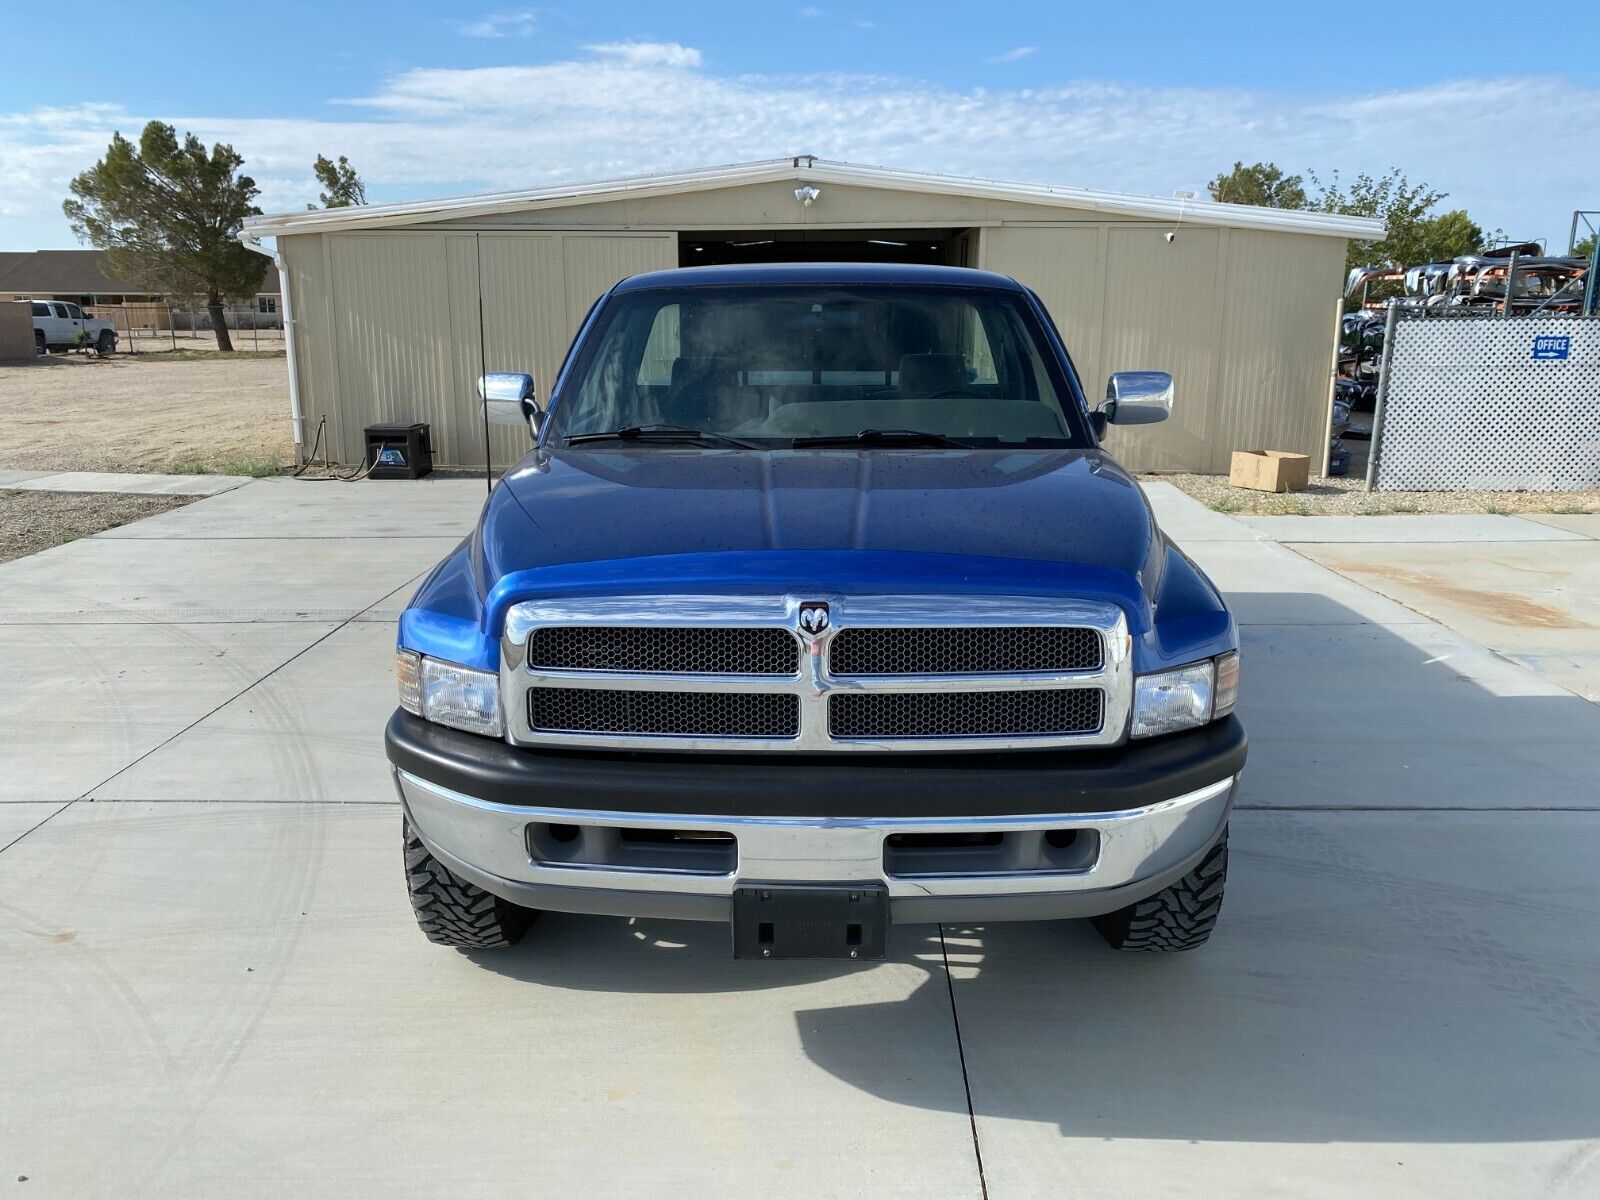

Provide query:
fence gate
left=1374, top=313, right=1600, bottom=491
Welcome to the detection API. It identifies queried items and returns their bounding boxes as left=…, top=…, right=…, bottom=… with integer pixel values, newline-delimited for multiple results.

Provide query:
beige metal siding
left=1211, top=230, right=1347, bottom=473
left=278, top=180, right=1349, bottom=474
left=280, top=233, right=337, bottom=453
left=476, top=233, right=568, bottom=466
left=442, top=235, right=485, bottom=465
left=281, top=229, right=673, bottom=467
left=430, top=181, right=1161, bottom=232
left=978, top=223, right=1106, bottom=384
left=983, top=222, right=1343, bottom=472
left=327, top=233, right=455, bottom=465
left=1096, top=226, right=1226, bottom=471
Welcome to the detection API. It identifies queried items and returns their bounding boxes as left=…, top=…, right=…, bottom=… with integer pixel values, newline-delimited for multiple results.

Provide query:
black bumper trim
left=385, top=710, right=1245, bottom=820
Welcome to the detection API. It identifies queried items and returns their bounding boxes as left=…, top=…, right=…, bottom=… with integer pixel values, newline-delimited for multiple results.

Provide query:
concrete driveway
left=2, top=478, right=1597, bottom=1198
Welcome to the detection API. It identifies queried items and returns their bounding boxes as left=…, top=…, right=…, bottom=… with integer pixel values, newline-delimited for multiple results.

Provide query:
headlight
left=396, top=649, right=503, bottom=738
left=1130, top=660, right=1216, bottom=738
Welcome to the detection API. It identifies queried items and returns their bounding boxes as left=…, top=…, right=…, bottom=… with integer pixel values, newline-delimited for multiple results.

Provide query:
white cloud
left=2, top=55, right=1595, bottom=252
left=800, top=6, right=822, bottom=17
left=456, top=9, right=539, bottom=39
left=582, top=41, right=703, bottom=68
left=988, top=46, right=1037, bottom=63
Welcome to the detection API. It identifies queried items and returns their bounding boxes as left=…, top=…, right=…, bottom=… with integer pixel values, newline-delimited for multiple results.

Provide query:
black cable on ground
left=291, top=415, right=377, bottom=482
left=938, top=922, right=990, bottom=1200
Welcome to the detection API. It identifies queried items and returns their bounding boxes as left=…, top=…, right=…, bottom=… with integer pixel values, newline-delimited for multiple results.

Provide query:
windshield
left=549, top=285, right=1089, bottom=448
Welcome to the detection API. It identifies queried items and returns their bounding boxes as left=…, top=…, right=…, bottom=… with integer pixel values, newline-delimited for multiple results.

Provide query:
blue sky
left=3, top=1, right=1598, bottom=250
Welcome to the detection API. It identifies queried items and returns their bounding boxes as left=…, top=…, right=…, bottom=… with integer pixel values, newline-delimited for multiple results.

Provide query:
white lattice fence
left=1375, top=315, right=1600, bottom=491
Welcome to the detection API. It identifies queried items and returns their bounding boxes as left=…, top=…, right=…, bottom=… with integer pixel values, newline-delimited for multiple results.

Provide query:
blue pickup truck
left=386, top=262, right=1244, bottom=960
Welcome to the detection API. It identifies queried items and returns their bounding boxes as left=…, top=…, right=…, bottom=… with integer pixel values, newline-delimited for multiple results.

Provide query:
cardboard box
left=1229, top=450, right=1311, bottom=493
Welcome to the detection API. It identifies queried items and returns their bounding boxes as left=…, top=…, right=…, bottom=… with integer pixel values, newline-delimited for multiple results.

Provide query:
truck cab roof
left=611, top=261, right=1029, bottom=294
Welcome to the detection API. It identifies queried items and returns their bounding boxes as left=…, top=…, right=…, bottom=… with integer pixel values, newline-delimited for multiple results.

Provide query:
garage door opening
left=680, top=229, right=975, bottom=268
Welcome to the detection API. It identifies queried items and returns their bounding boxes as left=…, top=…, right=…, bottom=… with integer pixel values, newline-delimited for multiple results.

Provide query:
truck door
left=61, top=302, right=87, bottom=339
left=46, top=303, right=76, bottom=344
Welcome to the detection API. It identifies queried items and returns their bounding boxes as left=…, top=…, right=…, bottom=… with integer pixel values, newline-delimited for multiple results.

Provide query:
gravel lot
left=0, top=353, right=291, bottom=475
left=1149, top=471, right=1600, bottom=516
left=0, top=489, right=188, bottom=563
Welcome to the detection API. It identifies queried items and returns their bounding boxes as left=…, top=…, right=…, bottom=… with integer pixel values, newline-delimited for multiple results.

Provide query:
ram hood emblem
left=797, top=601, right=831, bottom=636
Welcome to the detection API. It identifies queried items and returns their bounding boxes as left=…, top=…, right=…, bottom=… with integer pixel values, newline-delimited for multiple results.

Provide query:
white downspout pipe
left=240, top=231, right=305, bottom=453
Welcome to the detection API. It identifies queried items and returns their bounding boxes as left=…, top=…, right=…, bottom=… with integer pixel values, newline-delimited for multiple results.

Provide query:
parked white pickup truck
left=19, top=299, right=117, bottom=356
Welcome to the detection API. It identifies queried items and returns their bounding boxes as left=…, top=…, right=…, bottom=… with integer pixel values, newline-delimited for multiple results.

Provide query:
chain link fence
left=1369, top=310, right=1600, bottom=491
left=97, top=304, right=286, bottom=353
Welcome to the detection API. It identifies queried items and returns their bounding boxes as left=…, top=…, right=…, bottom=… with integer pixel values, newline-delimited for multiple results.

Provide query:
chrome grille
left=528, top=688, right=799, bottom=738
left=830, top=626, right=1101, bottom=676
left=528, top=626, right=798, bottom=676
left=829, top=689, right=1104, bottom=740
left=503, top=596, right=1131, bottom=753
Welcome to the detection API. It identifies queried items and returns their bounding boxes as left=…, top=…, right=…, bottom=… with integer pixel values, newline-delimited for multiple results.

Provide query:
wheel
left=95, top=330, right=115, bottom=357
left=404, top=819, right=536, bottom=948
left=34, top=330, right=46, bottom=355
left=1092, top=827, right=1228, bottom=952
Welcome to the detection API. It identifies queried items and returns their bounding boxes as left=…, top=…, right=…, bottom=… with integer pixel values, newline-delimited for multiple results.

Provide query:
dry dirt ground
left=1149, top=471, right=1600, bottom=517
left=0, top=490, right=188, bottom=563
left=0, top=352, right=292, bottom=475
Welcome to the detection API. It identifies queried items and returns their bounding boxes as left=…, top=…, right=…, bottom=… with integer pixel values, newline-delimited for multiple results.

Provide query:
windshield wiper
left=564, top=424, right=762, bottom=450
left=790, top=428, right=968, bottom=449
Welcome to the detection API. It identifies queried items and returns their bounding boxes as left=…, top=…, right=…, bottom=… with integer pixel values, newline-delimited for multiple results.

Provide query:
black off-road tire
left=95, top=330, right=116, bottom=357
left=404, top=819, right=536, bottom=949
left=35, top=330, right=46, bottom=355
left=1091, top=827, right=1228, bottom=952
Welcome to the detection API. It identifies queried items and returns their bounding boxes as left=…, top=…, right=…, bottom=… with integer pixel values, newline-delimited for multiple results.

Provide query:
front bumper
left=386, top=711, right=1243, bottom=924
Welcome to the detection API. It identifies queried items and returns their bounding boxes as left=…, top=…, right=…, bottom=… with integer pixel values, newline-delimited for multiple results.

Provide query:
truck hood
left=488, top=447, right=1160, bottom=583
left=401, top=447, right=1239, bottom=675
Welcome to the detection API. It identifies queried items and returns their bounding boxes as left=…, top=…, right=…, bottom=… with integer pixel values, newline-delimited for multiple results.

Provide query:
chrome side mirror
left=479, top=372, right=540, bottom=436
left=1100, top=371, right=1173, bottom=427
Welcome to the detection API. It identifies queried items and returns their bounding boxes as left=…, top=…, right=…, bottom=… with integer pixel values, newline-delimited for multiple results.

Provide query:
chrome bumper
left=395, top=767, right=1235, bottom=922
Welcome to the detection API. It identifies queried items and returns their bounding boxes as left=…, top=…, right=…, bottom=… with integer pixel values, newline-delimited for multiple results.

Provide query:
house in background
left=0, top=249, right=282, bottom=328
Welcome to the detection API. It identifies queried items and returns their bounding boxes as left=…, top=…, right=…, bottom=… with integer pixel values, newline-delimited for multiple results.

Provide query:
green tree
left=1308, top=168, right=1475, bottom=272
left=63, top=121, right=266, bottom=352
left=312, top=154, right=366, bottom=208
left=1574, top=233, right=1597, bottom=260
left=1207, top=161, right=1308, bottom=209
left=1412, top=209, right=1485, bottom=264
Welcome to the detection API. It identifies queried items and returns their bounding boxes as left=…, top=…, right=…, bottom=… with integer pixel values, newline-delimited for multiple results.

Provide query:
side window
left=64, top=303, right=83, bottom=319
left=50, top=303, right=70, bottom=319
left=962, top=305, right=999, bottom=385
left=31, top=302, right=48, bottom=317
left=635, top=303, right=680, bottom=386
left=258, top=297, right=277, bottom=314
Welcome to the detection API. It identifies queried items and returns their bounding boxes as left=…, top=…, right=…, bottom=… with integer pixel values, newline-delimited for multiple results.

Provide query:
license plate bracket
left=732, top=884, right=889, bottom=960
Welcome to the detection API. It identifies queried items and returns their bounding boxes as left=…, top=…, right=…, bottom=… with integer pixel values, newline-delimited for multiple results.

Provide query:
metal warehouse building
left=240, top=157, right=1382, bottom=472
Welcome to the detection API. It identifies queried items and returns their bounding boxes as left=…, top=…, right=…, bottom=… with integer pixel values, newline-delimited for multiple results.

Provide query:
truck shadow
left=471, top=591, right=1600, bottom=1144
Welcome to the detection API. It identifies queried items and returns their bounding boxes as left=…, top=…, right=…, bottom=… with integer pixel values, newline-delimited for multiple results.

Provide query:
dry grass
left=0, top=490, right=188, bottom=563
left=1147, top=472, right=1600, bottom=517
left=126, top=349, right=287, bottom=363
left=0, top=353, right=293, bottom=475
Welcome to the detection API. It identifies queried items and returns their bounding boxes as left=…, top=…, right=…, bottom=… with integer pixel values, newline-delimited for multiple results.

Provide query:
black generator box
left=364, top=423, right=433, bottom=480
